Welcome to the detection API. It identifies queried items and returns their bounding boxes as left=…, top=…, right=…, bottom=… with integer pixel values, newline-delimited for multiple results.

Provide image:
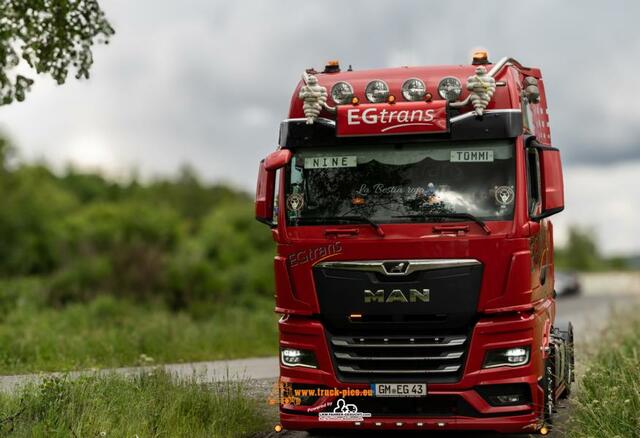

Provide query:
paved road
left=0, top=356, right=279, bottom=393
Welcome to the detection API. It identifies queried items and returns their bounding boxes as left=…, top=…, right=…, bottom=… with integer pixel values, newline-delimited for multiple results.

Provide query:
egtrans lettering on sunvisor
left=336, top=101, right=448, bottom=137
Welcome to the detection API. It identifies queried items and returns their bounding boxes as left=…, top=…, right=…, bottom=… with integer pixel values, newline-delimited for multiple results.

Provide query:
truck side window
left=526, top=148, right=542, bottom=215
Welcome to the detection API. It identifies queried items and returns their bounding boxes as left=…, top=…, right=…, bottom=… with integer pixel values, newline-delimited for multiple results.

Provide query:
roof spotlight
left=365, top=80, right=389, bottom=103
left=401, top=78, right=426, bottom=101
left=331, top=81, right=354, bottom=105
left=438, top=77, right=462, bottom=102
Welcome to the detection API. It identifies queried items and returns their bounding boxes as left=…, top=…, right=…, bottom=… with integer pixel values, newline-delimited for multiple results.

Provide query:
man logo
left=383, top=261, right=409, bottom=275
left=364, top=289, right=430, bottom=304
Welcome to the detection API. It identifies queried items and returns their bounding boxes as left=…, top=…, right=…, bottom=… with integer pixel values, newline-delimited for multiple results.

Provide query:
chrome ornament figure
left=466, top=66, right=496, bottom=116
left=299, top=73, right=328, bottom=124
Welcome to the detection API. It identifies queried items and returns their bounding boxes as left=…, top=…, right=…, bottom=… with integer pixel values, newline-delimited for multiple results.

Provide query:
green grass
left=567, top=309, right=640, bottom=437
left=0, top=370, right=270, bottom=437
left=0, top=278, right=278, bottom=375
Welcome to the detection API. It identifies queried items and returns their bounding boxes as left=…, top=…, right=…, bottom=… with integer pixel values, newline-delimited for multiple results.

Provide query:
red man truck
left=256, top=51, right=574, bottom=435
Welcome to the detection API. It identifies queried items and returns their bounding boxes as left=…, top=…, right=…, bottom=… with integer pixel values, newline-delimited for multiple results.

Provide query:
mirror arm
left=531, top=206, right=564, bottom=221
left=526, top=138, right=559, bottom=152
left=256, top=216, right=276, bottom=227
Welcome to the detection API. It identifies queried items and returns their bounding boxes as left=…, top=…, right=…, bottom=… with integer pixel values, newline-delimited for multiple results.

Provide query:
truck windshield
left=285, top=139, right=515, bottom=225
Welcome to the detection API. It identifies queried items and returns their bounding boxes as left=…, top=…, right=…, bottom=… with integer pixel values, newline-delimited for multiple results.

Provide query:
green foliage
left=0, top=164, right=78, bottom=275
left=0, top=136, right=276, bottom=314
left=0, top=136, right=13, bottom=171
left=0, top=137, right=280, bottom=371
left=567, top=309, right=640, bottom=437
left=0, top=371, right=269, bottom=437
left=555, top=225, right=630, bottom=272
left=166, top=201, right=275, bottom=314
left=0, top=0, right=114, bottom=104
left=0, top=278, right=277, bottom=374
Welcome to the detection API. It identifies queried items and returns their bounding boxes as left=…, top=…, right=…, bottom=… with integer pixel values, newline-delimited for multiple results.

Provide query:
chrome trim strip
left=317, top=259, right=481, bottom=276
left=335, top=351, right=464, bottom=361
left=338, top=365, right=461, bottom=374
left=449, top=109, right=521, bottom=124
left=332, top=337, right=467, bottom=348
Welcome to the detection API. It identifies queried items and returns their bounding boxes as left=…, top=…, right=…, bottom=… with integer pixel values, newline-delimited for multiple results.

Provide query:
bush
left=165, top=201, right=274, bottom=313
left=53, top=201, right=182, bottom=303
left=0, top=137, right=276, bottom=315
left=0, top=165, right=78, bottom=275
left=555, top=226, right=631, bottom=272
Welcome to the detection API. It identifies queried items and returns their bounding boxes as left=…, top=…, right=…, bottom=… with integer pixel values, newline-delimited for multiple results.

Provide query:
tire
left=558, top=322, right=575, bottom=399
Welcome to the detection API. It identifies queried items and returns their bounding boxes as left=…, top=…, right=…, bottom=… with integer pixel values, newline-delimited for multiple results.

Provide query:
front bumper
left=278, top=308, right=549, bottom=434
left=280, top=411, right=540, bottom=434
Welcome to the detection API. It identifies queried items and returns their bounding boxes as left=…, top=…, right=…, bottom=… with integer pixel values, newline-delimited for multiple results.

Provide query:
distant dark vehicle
left=555, top=271, right=582, bottom=296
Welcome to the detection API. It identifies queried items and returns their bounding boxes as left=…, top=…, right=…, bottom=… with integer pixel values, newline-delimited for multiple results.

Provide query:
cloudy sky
left=1, top=0, right=638, bottom=255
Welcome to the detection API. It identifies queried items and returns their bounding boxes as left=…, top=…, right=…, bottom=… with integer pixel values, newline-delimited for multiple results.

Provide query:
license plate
left=372, top=383, right=427, bottom=397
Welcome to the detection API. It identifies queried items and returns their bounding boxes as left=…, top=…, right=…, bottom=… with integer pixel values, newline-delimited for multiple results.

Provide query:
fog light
left=476, top=383, right=531, bottom=407
left=280, top=348, right=318, bottom=368
left=496, top=394, right=522, bottom=404
left=483, top=346, right=530, bottom=368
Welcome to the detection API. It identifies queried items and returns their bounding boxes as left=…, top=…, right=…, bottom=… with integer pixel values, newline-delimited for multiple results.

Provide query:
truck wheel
left=559, top=322, right=575, bottom=399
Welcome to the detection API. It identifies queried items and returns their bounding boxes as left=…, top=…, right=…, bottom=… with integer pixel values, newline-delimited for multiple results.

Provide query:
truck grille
left=329, top=333, right=468, bottom=383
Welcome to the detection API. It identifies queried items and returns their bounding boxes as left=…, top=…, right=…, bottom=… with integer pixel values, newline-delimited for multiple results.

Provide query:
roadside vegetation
left=0, top=138, right=277, bottom=374
left=555, top=226, right=633, bottom=271
left=0, top=135, right=634, bottom=374
left=567, top=309, right=640, bottom=437
left=0, top=278, right=276, bottom=374
left=0, top=370, right=269, bottom=437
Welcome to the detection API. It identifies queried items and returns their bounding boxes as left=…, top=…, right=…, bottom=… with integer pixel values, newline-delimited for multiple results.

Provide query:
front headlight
left=483, top=347, right=530, bottom=369
left=280, top=348, right=318, bottom=369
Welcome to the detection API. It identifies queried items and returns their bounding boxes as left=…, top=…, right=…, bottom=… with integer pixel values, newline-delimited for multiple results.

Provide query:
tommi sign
left=450, top=150, right=494, bottom=162
left=337, top=101, right=448, bottom=137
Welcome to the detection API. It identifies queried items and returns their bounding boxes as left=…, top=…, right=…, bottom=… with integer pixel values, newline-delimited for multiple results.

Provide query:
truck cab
left=256, top=52, right=573, bottom=434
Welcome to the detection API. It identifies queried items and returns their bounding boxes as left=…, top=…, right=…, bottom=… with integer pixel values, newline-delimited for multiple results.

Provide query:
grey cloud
left=1, top=0, right=640, bottom=184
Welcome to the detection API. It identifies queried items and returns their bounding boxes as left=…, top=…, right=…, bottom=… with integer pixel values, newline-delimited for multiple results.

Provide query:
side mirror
left=264, top=149, right=292, bottom=171
left=533, top=146, right=564, bottom=220
left=255, top=149, right=292, bottom=226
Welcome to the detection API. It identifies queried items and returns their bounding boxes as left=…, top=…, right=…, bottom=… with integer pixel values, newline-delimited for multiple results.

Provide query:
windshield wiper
left=297, top=215, right=385, bottom=237
left=392, top=213, right=491, bottom=235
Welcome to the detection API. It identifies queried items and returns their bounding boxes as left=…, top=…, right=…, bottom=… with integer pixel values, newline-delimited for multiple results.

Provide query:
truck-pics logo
left=319, top=398, right=372, bottom=422
left=364, top=288, right=430, bottom=303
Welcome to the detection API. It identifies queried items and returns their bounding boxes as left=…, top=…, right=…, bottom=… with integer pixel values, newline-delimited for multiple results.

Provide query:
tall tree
left=0, top=0, right=114, bottom=105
